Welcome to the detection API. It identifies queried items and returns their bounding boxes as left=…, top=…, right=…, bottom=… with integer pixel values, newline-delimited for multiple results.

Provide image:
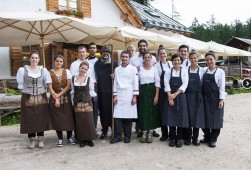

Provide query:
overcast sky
left=151, top=0, right=251, bottom=27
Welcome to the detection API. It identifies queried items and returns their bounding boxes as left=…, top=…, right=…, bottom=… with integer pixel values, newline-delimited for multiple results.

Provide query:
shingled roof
left=127, top=0, right=192, bottom=34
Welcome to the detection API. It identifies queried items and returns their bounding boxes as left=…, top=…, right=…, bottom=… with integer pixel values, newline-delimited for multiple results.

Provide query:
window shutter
left=47, top=0, right=59, bottom=12
left=10, top=46, right=22, bottom=76
left=81, top=0, right=91, bottom=17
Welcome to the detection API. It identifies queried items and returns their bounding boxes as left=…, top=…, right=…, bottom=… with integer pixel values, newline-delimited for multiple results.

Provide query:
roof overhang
left=113, top=0, right=143, bottom=28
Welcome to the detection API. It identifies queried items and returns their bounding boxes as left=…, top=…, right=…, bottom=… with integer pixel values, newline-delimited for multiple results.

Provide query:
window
left=59, top=0, right=77, bottom=10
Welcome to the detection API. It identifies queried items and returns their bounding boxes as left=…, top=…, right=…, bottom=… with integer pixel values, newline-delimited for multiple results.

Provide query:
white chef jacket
left=113, top=64, right=139, bottom=118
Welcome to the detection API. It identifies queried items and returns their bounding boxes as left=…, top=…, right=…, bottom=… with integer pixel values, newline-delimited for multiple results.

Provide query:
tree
left=134, top=0, right=153, bottom=6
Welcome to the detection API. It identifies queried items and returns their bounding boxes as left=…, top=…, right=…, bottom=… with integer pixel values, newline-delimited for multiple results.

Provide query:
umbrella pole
left=40, top=20, right=46, bottom=67
left=110, top=44, right=115, bottom=139
left=41, top=38, right=45, bottom=67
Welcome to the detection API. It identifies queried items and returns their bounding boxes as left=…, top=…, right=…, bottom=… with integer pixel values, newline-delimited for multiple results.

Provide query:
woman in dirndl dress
left=16, top=50, right=51, bottom=149
left=138, top=52, right=160, bottom=143
left=200, top=52, right=225, bottom=148
left=48, top=55, right=75, bottom=147
left=71, top=61, right=96, bottom=148
left=163, top=53, right=189, bottom=148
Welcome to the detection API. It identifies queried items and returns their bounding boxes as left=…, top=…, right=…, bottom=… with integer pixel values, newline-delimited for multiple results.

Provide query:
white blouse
left=50, top=69, right=72, bottom=80
left=181, top=58, right=191, bottom=68
left=154, top=61, right=173, bottom=75
left=71, top=74, right=97, bottom=97
left=130, top=54, right=157, bottom=67
left=203, top=67, right=226, bottom=99
left=164, top=67, right=189, bottom=93
left=138, top=66, right=160, bottom=88
left=16, top=65, right=52, bottom=89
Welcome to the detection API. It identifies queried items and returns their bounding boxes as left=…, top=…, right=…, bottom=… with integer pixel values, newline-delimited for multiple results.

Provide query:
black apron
left=163, top=68, right=189, bottom=128
left=202, top=68, right=224, bottom=129
left=186, top=67, right=205, bottom=128
left=159, top=61, right=166, bottom=120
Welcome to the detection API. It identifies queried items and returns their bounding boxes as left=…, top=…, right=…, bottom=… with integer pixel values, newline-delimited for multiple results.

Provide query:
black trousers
left=183, top=127, right=199, bottom=140
left=28, top=132, right=44, bottom=138
left=56, top=131, right=73, bottom=140
left=161, top=125, right=168, bottom=137
left=202, top=128, right=221, bottom=142
left=169, top=126, right=183, bottom=139
left=114, top=118, right=132, bottom=139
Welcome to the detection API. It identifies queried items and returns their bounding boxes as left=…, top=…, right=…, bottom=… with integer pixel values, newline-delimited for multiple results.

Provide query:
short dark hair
left=205, top=52, right=216, bottom=59
left=88, top=42, right=96, bottom=48
left=171, top=53, right=183, bottom=62
left=78, top=46, right=87, bottom=52
left=120, top=50, right=129, bottom=57
left=178, top=44, right=189, bottom=52
left=143, top=51, right=152, bottom=59
left=138, top=39, right=148, bottom=48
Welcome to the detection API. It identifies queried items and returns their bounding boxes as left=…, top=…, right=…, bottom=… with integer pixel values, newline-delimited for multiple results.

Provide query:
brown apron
left=73, top=77, right=96, bottom=140
left=20, top=93, right=49, bottom=134
left=49, top=69, right=75, bottom=131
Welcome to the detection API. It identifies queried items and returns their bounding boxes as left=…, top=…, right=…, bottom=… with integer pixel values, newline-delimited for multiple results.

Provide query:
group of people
left=17, top=39, right=225, bottom=149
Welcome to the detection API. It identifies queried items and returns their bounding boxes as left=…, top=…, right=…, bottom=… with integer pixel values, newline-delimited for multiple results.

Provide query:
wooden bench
left=0, top=105, right=21, bottom=126
left=0, top=94, right=21, bottom=126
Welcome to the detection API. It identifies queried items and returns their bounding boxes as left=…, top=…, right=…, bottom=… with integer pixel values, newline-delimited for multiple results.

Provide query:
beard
left=139, top=49, right=146, bottom=54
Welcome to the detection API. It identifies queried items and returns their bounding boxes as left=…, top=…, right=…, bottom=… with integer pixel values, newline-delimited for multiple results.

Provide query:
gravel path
left=0, top=93, right=251, bottom=170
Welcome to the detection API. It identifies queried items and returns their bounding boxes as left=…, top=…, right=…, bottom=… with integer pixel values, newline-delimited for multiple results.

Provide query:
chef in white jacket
left=110, top=51, right=139, bottom=144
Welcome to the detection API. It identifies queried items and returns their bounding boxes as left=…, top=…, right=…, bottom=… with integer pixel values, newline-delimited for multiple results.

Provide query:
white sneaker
left=56, top=139, right=63, bottom=147
left=68, top=137, right=75, bottom=145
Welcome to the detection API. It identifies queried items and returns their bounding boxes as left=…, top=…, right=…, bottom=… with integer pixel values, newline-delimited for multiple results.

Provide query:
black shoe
left=74, top=138, right=80, bottom=144
left=87, top=140, right=94, bottom=147
left=169, top=139, right=175, bottom=147
left=176, top=139, right=183, bottom=148
left=160, top=136, right=168, bottom=141
left=192, top=139, right=200, bottom=146
left=208, top=141, right=216, bottom=148
left=153, top=130, right=160, bottom=137
left=184, top=139, right=191, bottom=146
left=137, top=131, right=143, bottom=138
left=124, top=137, right=131, bottom=143
left=110, top=137, right=122, bottom=144
left=200, top=138, right=209, bottom=143
left=79, top=141, right=86, bottom=148
left=100, top=132, right=107, bottom=139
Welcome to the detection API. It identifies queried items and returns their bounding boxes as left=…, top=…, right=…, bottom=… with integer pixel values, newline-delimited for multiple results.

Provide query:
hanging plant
left=55, top=9, right=84, bottom=18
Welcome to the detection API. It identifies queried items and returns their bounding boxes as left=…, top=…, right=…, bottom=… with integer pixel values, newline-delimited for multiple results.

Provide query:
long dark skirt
left=163, top=93, right=189, bottom=128
left=74, top=105, right=96, bottom=141
left=49, top=93, right=75, bottom=131
left=20, top=93, right=49, bottom=134
left=138, top=83, right=160, bottom=131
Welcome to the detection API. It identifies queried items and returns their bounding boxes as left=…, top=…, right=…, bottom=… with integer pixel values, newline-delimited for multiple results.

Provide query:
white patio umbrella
left=0, top=11, right=117, bottom=66
left=203, top=41, right=251, bottom=56
left=167, top=34, right=209, bottom=51
left=78, top=26, right=183, bottom=50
